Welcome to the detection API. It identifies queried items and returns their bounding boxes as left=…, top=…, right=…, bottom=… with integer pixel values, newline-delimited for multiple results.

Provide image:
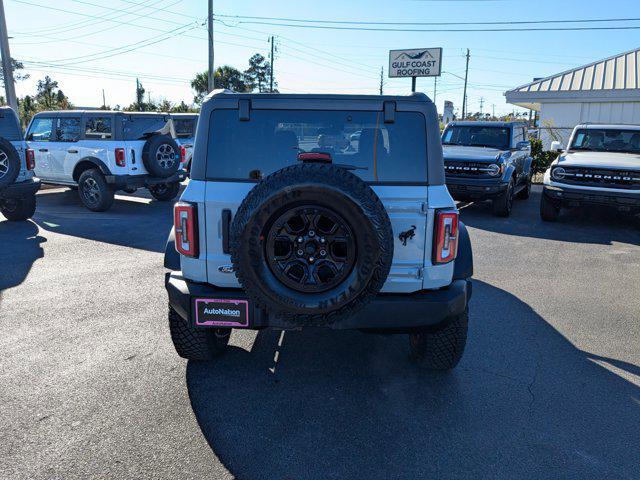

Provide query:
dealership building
left=505, top=47, right=640, bottom=148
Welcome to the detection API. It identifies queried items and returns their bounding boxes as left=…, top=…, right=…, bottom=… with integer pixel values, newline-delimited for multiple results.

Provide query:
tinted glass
left=174, top=118, right=196, bottom=138
left=0, top=111, right=22, bottom=141
left=206, top=109, right=427, bottom=182
left=27, top=117, right=54, bottom=142
left=123, top=115, right=168, bottom=140
left=570, top=128, right=640, bottom=154
left=85, top=116, right=112, bottom=139
left=443, top=125, right=510, bottom=150
left=57, top=117, right=81, bottom=142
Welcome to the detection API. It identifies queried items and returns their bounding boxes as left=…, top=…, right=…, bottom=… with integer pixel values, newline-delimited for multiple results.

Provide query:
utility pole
left=379, top=67, right=384, bottom=95
left=492, top=104, right=496, bottom=119
left=207, top=0, right=214, bottom=92
left=102, top=89, right=106, bottom=109
left=479, top=97, right=484, bottom=116
left=269, top=36, right=275, bottom=93
left=0, top=0, right=17, bottom=112
left=433, top=77, right=437, bottom=104
left=461, top=48, right=470, bottom=120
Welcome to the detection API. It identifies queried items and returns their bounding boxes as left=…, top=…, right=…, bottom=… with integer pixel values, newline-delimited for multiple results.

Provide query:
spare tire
left=141, top=135, right=180, bottom=178
left=230, top=163, right=393, bottom=326
left=0, top=137, right=21, bottom=189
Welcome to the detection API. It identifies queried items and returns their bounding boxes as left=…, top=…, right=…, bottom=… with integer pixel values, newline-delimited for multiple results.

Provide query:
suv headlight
left=552, top=167, right=566, bottom=181
left=486, top=164, right=502, bottom=176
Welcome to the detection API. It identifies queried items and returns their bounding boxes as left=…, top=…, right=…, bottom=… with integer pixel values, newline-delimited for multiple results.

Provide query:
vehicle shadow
left=186, top=280, right=639, bottom=479
left=32, top=188, right=179, bottom=253
left=459, top=185, right=640, bottom=246
left=0, top=220, right=45, bottom=300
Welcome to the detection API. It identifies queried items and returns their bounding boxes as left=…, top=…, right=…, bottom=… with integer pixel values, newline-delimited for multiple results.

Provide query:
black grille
left=555, top=166, right=640, bottom=190
left=445, top=161, right=495, bottom=178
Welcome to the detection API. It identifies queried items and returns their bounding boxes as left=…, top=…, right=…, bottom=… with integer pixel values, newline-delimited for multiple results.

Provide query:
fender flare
left=503, top=164, right=517, bottom=183
left=164, top=227, right=180, bottom=270
left=72, top=156, right=112, bottom=181
left=453, top=221, right=473, bottom=281
left=523, top=156, right=534, bottom=176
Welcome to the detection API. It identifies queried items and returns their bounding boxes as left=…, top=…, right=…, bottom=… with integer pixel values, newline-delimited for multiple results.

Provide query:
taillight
left=174, top=202, right=198, bottom=257
left=180, top=145, right=186, bottom=163
left=115, top=148, right=126, bottom=167
left=433, top=210, right=459, bottom=264
left=26, top=149, right=35, bottom=170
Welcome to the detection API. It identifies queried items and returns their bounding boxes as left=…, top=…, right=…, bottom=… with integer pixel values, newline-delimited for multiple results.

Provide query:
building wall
left=539, top=101, right=640, bottom=148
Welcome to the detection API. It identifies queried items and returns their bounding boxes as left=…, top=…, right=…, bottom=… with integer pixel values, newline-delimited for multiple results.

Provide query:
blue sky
left=4, top=0, right=640, bottom=115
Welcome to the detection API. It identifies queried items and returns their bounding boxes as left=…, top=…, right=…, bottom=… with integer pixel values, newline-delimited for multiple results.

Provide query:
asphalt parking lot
left=1, top=185, right=639, bottom=480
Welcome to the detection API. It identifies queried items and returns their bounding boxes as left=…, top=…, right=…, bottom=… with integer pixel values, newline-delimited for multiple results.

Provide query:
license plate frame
left=193, top=298, right=250, bottom=328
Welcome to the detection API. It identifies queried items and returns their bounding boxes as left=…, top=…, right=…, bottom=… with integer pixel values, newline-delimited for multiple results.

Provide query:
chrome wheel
left=155, top=144, right=176, bottom=170
left=0, top=150, right=8, bottom=179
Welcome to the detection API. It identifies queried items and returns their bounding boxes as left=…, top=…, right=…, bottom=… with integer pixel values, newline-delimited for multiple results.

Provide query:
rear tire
left=540, top=193, right=560, bottom=222
left=0, top=195, right=36, bottom=221
left=78, top=169, right=115, bottom=212
left=0, top=138, right=21, bottom=188
left=492, top=179, right=514, bottom=217
left=168, top=305, right=230, bottom=361
left=149, top=182, right=180, bottom=201
left=409, top=309, right=468, bottom=371
left=142, top=135, right=180, bottom=178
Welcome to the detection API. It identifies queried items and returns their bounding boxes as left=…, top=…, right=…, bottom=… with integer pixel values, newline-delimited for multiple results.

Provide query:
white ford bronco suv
left=0, top=107, right=40, bottom=221
left=26, top=110, right=187, bottom=211
left=164, top=91, right=473, bottom=370
left=442, top=121, right=533, bottom=217
left=170, top=113, right=198, bottom=173
left=541, top=124, right=640, bottom=221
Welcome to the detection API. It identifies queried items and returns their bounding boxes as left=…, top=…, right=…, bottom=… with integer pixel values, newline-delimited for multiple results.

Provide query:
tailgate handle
left=67, top=149, right=78, bottom=153
left=222, top=209, right=232, bottom=254
left=38, top=148, right=48, bottom=152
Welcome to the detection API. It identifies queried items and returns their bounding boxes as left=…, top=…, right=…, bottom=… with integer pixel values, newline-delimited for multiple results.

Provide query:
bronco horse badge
left=399, top=225, right=417, bottom=246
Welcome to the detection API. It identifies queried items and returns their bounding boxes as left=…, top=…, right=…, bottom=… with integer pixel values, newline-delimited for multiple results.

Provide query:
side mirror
left=550, top=141, right=563, bottom=152
left=516, top=140, right=531, bottom=151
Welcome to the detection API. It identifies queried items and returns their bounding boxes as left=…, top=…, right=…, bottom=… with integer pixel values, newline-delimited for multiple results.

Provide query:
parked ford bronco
left=164, top=91, right=473, bottom=370
left=442, top=121, right=533, bottom=216
left=541, top=124, right=640, bottom=221
left=170, top=113, right=198, bottom=173
left=26, top=111, right=187, bottom=211
left=0, top=107, right=40, bottom=221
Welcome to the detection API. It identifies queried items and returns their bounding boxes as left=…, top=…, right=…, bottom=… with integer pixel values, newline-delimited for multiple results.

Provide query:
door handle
left=67, top=149, right=78, bottom=153
left=221, top=209, right=232, bottom=254
left=39, top=148, right=48, bottom=152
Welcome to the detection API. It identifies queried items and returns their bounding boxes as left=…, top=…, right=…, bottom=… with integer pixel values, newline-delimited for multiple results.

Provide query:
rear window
left=206, top=109, right=427, bottom=183
left=174, top=118, right=196, bottom=138
left=123, top=115, right=168, bottom=140
left=85, top=116, right=112, bottom=139
left=0, top=110, right=22, bottom=141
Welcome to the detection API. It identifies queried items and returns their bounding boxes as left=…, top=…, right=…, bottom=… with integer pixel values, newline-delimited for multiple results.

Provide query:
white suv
left=0, top=107, right=40, bottom=221
left=170, top=113, right=198, bottom=173
left=26, top=111, right=187, bottom=211
left=541, top=124, right=640, bottom=221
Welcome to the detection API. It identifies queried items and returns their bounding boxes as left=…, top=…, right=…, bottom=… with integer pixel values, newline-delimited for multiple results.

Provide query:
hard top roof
left=203, top=89, right=433, bottom=104
left=446, top=120, right=526, bottom=128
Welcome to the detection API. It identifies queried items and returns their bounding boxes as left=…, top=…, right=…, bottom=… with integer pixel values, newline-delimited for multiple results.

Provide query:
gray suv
left=442, top=121, right=533, bottom=216
left=0, top=107, right=40, bottom=221
left=164, top=91, right=474, bottom=371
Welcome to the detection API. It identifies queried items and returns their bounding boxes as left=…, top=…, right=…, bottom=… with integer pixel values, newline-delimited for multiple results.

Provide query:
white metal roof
left=505, top=47, right=640, bottom=110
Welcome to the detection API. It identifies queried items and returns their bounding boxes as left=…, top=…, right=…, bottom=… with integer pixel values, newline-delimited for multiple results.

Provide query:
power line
left=214, top=13, right=640, bottom=27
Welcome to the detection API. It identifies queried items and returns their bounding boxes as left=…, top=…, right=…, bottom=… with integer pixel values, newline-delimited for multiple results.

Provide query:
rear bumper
left=165, top=271, right=471, bottom=332
left=446, top=176, right=507, bottom=200
left=105, top=170, right=187, bottom=190
left=543, top=184, right=640, bottom=210
left=0, top=178, right=41, bottom=200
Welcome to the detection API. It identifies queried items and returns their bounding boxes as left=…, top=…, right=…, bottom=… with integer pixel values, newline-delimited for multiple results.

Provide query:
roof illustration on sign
left=505, top=47, right=640, bottom=110
left=394, top=50, right=434, bottom=61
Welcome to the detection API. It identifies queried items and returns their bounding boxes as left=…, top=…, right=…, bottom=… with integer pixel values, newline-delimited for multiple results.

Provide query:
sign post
left=389, top=48, right=442, bottom=94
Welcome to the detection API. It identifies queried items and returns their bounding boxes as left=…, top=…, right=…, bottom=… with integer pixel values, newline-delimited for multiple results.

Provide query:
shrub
left=529, top=137, right=558, bottom=175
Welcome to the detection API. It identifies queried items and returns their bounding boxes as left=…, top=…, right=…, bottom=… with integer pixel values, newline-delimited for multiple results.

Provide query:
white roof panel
left=506, top=47, right=640, bottom=109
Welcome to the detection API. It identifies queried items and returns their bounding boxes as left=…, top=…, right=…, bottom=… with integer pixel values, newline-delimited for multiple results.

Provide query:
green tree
left=35, top=76, right=70, bottom=110
left=126, top=79, right=156, bottom=111
left=191, top=65, right=250, bottom=104
left=0, top=58, right=30, bottom=87
left=244, top=53, right=273, bottom=93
